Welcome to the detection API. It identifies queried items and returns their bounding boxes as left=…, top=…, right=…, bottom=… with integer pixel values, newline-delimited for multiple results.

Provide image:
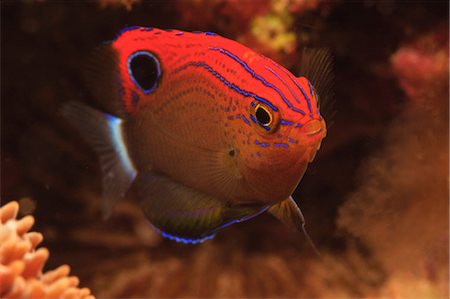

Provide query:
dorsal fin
left=84, top=43, right=126, bottom=117
left=299, top=48, right=334, bottom=110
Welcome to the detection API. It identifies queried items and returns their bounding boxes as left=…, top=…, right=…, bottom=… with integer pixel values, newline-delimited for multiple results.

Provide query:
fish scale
left=62, top=27, right=332, bottom=246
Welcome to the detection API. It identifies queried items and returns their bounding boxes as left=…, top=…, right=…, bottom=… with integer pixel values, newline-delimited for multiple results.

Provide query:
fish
left=62, top=27, right=332, bottom=245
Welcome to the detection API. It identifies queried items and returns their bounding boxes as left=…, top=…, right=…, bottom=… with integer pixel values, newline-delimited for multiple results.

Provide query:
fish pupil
left=128, top=51, right=160, bottom=93
left=255, top=107, right=271, bottom=125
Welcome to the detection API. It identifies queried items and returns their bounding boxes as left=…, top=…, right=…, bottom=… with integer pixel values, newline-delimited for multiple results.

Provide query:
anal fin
left=269, top=196, right=320, bottom=256
left=138, top=172, right=267, bottom=243
left=61, top=101, right=137, bottom=218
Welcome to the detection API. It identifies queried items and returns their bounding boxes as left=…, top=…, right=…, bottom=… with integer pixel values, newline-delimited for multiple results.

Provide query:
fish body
left=64, top=27, right=332, bottom=244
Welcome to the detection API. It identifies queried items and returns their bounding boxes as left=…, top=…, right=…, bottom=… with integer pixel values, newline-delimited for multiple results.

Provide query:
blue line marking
left=205, top=32, right=217, bottom=36
left=212, top=206, right=269, bottom=232
left=281, top=120, right=294, bottom=125
left=273, top=143, right=289, bottom=148
left=255, top=140, right=270, bottom=147
left=250, top=114, right=257, bottom=123
left=265, top=66, right=301, bottom=104
left=209, top=47, right=305, bottom=115
left=172, top=62, right=278, bottom=111
left=150, top=223, right=215, bottom=244
left=272, top=62, right=313, bottom=115
left=308, top=81, right=314, bottom=96
left=295, top=123, right=303, bottom=128
left=175, top=32, right=183, bottom=36
left=288, top=138, right=296, bottom=143
left=241, top=115, right=251, bottom=126
left=127, top=51, right=161, bottom=94
left=120, top=26, right=140, bottom=34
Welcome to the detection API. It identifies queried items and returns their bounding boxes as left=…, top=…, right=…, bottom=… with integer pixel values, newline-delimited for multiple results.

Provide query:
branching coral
left=0, top=201, right=95, bottom=299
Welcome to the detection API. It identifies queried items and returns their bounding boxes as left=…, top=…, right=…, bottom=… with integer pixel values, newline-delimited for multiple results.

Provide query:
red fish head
left=234, top=70, right=327, bottom=204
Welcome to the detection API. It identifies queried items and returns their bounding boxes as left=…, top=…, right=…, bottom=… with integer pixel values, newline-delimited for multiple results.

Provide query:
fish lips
left=292, top=119, right=326, bottom=163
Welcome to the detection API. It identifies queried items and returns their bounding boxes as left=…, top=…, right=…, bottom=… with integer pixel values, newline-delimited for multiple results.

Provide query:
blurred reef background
left=1, top=0, right=448, bottom=297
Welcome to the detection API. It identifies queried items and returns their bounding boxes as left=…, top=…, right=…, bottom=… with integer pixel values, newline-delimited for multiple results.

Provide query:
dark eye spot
left=128, top=51, right=161, bottom=93
left=255, top=106, right=271, bottom=125
left=228, top=149, right=235, bottom=157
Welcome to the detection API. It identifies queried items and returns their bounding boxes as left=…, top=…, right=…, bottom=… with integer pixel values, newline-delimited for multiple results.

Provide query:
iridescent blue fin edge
left=150, top=223, right=216, bottom=244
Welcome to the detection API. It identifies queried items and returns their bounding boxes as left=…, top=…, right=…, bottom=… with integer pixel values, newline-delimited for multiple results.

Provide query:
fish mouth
left=301, top=119, right=325, bottom=163
left=307, top=127, right=323, bottom=136
left=303, top=119, right=325, bottom=137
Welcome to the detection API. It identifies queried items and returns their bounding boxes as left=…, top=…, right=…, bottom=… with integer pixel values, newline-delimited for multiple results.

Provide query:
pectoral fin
left=138, top=172, right=267, bottom=244
left=269, top=196, right=320, bottom=255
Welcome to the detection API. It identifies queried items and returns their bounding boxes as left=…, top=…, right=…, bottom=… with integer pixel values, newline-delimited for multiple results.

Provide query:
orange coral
left=0, top=201, right=95, bottom=299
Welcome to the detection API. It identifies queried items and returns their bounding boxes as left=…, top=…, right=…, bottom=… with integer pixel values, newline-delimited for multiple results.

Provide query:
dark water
left=2, top=1, right=448, bottom=297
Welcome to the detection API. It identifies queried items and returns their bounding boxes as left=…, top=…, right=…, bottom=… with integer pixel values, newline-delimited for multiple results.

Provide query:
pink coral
left=0, top=201, right=95, bottom=299
left=391, top=25, right=449, bottom=103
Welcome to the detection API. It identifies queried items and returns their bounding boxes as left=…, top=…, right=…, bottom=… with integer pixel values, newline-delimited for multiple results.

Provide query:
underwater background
left=1, top=0, right=448, bottom=298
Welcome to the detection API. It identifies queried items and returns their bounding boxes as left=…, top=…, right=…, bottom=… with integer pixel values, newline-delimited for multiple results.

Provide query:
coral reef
left=391, top=24, right=449, bottom=103
left=0, top=201, right=94, bottom=299
left=337, top=25, right=449, bottom=298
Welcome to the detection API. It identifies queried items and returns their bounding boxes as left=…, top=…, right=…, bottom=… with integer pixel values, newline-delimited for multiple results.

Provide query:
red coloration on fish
left=63, top=26, right=332, bottom=245
left=112, top=28, right=321, bottom=122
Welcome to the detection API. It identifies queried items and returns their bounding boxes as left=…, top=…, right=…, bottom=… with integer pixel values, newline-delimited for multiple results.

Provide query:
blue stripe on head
left=265, top=66, right=301, bottom=104
left=119, top=26, right=141, bottom=34
left=308, top=81, right=314, bottom=96
left=209, top=47, right=305, bottom=116
left=269, top=60, right=314, bottom=115
left=280, top=120, right=294, bottom=126
left=172, top=61, right=278, bottom=111
left=241, top=115, right=251, bottom=126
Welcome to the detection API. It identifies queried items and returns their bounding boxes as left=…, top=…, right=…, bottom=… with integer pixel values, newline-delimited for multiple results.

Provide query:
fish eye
left=255, top=105, right=272, bottom=126
left=128, top=51, right=161, bottom=94
left=251, top=103, right=278, bottom=133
